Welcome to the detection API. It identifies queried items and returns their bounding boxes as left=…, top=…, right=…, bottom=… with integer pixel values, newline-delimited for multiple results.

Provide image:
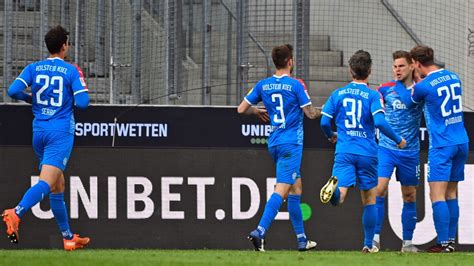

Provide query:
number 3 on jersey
left=36, top=74, right=64, bottom=107
left=271, top=93, right=286, bottom=123
left=343, top=98, right=363, bottom=129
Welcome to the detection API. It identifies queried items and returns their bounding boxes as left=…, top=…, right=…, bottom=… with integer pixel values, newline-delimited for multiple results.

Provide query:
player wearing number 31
left=238, top=44, right=321, bottom=252
left=319, top=50, right=406, bottom=253
left=404, top=45, right=469, bottom=253
left=4, top=25, right=90, bottom=250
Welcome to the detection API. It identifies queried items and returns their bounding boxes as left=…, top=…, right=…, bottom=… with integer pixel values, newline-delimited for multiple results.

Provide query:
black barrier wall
left=0, top=105, right=473, bottom=250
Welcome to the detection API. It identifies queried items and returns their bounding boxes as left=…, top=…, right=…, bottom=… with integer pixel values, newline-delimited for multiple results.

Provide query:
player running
left=406, top=45, right=469, bottom=253
left=319, top=50, right=406, bottom=253
left=373, top=51, right=423, bottom=252
left=3, top=25, right=90, bottom=251
left=237, top=44, right=321, bottom=252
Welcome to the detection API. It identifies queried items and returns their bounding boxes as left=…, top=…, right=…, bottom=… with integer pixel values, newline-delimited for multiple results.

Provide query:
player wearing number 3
left=238, top=44, right=321, bottom=251
left=405, top=45, right=469, bottom=253
left=319, top=50, right=406, bottom=253
left=3, top=25, right=90, bottom=250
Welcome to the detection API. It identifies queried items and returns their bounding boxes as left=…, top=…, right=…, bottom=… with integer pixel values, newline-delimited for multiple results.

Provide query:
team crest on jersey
left=80, top=77, right=86, bottom=87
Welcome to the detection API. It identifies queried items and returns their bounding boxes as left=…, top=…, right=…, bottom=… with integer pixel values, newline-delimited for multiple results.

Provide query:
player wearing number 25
left=238, top=44, right=321, bottom=252
left=407, top=45, right=469, bottom=253
left=319, top=50, right=406, bottom=253
left=4, top=25, right=90, bottom=250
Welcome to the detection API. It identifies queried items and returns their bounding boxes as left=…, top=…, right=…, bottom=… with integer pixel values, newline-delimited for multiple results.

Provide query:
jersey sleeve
left=71, top=65, right=89, bottom=95
left=370, top=91, right=385, bottom=116
left=295, top=79, right=312, bottom=108
left=321, top=93, right=336, bottom=119
left=411, top=82, right=428, bottom=104
left=244, top=83, right=261, bottom=105
left=16, top=64, right=33, bottom=87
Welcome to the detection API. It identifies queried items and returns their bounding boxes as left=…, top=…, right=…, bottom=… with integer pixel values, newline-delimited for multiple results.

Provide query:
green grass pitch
left=1, top=250, right=473, bottom=266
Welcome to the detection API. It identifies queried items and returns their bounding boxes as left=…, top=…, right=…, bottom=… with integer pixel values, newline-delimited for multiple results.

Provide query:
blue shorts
left=427, top=143, right=469, bottom=182
left=378, top=146, right=420, bottom=186
left=332, top=153, right=378, bottom=191
left=268, top=144, right=302, bottom=185
left=33, top=130, right=74, bottom=171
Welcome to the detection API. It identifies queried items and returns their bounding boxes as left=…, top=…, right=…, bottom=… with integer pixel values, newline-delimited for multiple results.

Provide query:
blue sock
left=432, top=201, right=449, bottom=245
left=256, top=193, right=283, bottom=238
left=363, top=204, right=377, bottom=248
left=329, top=186, right=340, bottom=206
left=446, top=199, right=459, bottom=242
left=15, top=180, right=51, bottom=218
left=288, top=194, right=306, bottom=243
left=50, top=193, right=74, bottom=240
left=374, top=196, right=385, bottom=235
left=402, top=202, right=417, bottom=240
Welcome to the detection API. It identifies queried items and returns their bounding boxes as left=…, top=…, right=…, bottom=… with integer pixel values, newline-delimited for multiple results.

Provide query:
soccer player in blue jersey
left=319, top=50, right=406, bottom=253
left=373, top=51, right=423, bottom=252
left=3, top=25, right=90, bottom=250
left=408, top=45, right=469, bottom=253
left=237, top=44, right=321, bottom=252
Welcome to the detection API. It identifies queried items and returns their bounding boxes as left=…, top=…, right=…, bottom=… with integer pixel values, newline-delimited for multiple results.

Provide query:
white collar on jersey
left=427, top=68, right=444, bottom=76
left=47, top=57, right=64, bottom=61
left=273, top=74, right=289, bottom=78
left=350, top=81, right=367, bottom=85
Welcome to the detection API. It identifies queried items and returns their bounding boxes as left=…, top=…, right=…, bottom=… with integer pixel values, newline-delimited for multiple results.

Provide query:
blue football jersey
left=411, top=69, right=469, bottom=148
left=377, top=81, right=423, bottom=151
left=245, top=74, right=311, bottom=147
left=322, top=82, right=384, bottom=157
left=16, top=58, right=88, bottom=134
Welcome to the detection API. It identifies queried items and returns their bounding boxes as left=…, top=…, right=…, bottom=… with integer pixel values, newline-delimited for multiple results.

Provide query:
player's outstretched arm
left=237, top=100, right=269, bottom=122
left=302, top=105, right=322, bottom=119
left=373, top=112, right=406, bottom=148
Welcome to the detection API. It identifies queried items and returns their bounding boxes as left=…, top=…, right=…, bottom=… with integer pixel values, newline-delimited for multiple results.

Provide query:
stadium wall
left=0, top=105, right=473, bottom=250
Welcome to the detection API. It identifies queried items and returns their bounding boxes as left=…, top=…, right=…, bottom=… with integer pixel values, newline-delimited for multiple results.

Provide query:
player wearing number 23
left=4, top=25, right=90, bottom=250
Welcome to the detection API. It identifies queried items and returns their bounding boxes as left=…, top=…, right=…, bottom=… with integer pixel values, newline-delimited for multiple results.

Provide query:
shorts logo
left=63, top=157, right=68, bottom=166
left=292, top=172, right=297, bottom=180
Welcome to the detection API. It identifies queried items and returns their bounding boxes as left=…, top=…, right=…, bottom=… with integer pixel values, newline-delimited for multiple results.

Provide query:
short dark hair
left=272, top=44, right=293, bottom=69
left=410, top=45, right=434, bottom=66
left=349, top=50, right=372, bottom=80
left=392, top=50, right=412, bottom=64
left=44, top=25, right=69, bottom=54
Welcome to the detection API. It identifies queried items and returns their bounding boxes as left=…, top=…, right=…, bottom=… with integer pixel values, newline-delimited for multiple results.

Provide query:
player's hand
left=328, top=132, right=338, bottom=143
left=397, top=138, right=407, bottom=149
left=256, top=108, right=269, bottom=123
